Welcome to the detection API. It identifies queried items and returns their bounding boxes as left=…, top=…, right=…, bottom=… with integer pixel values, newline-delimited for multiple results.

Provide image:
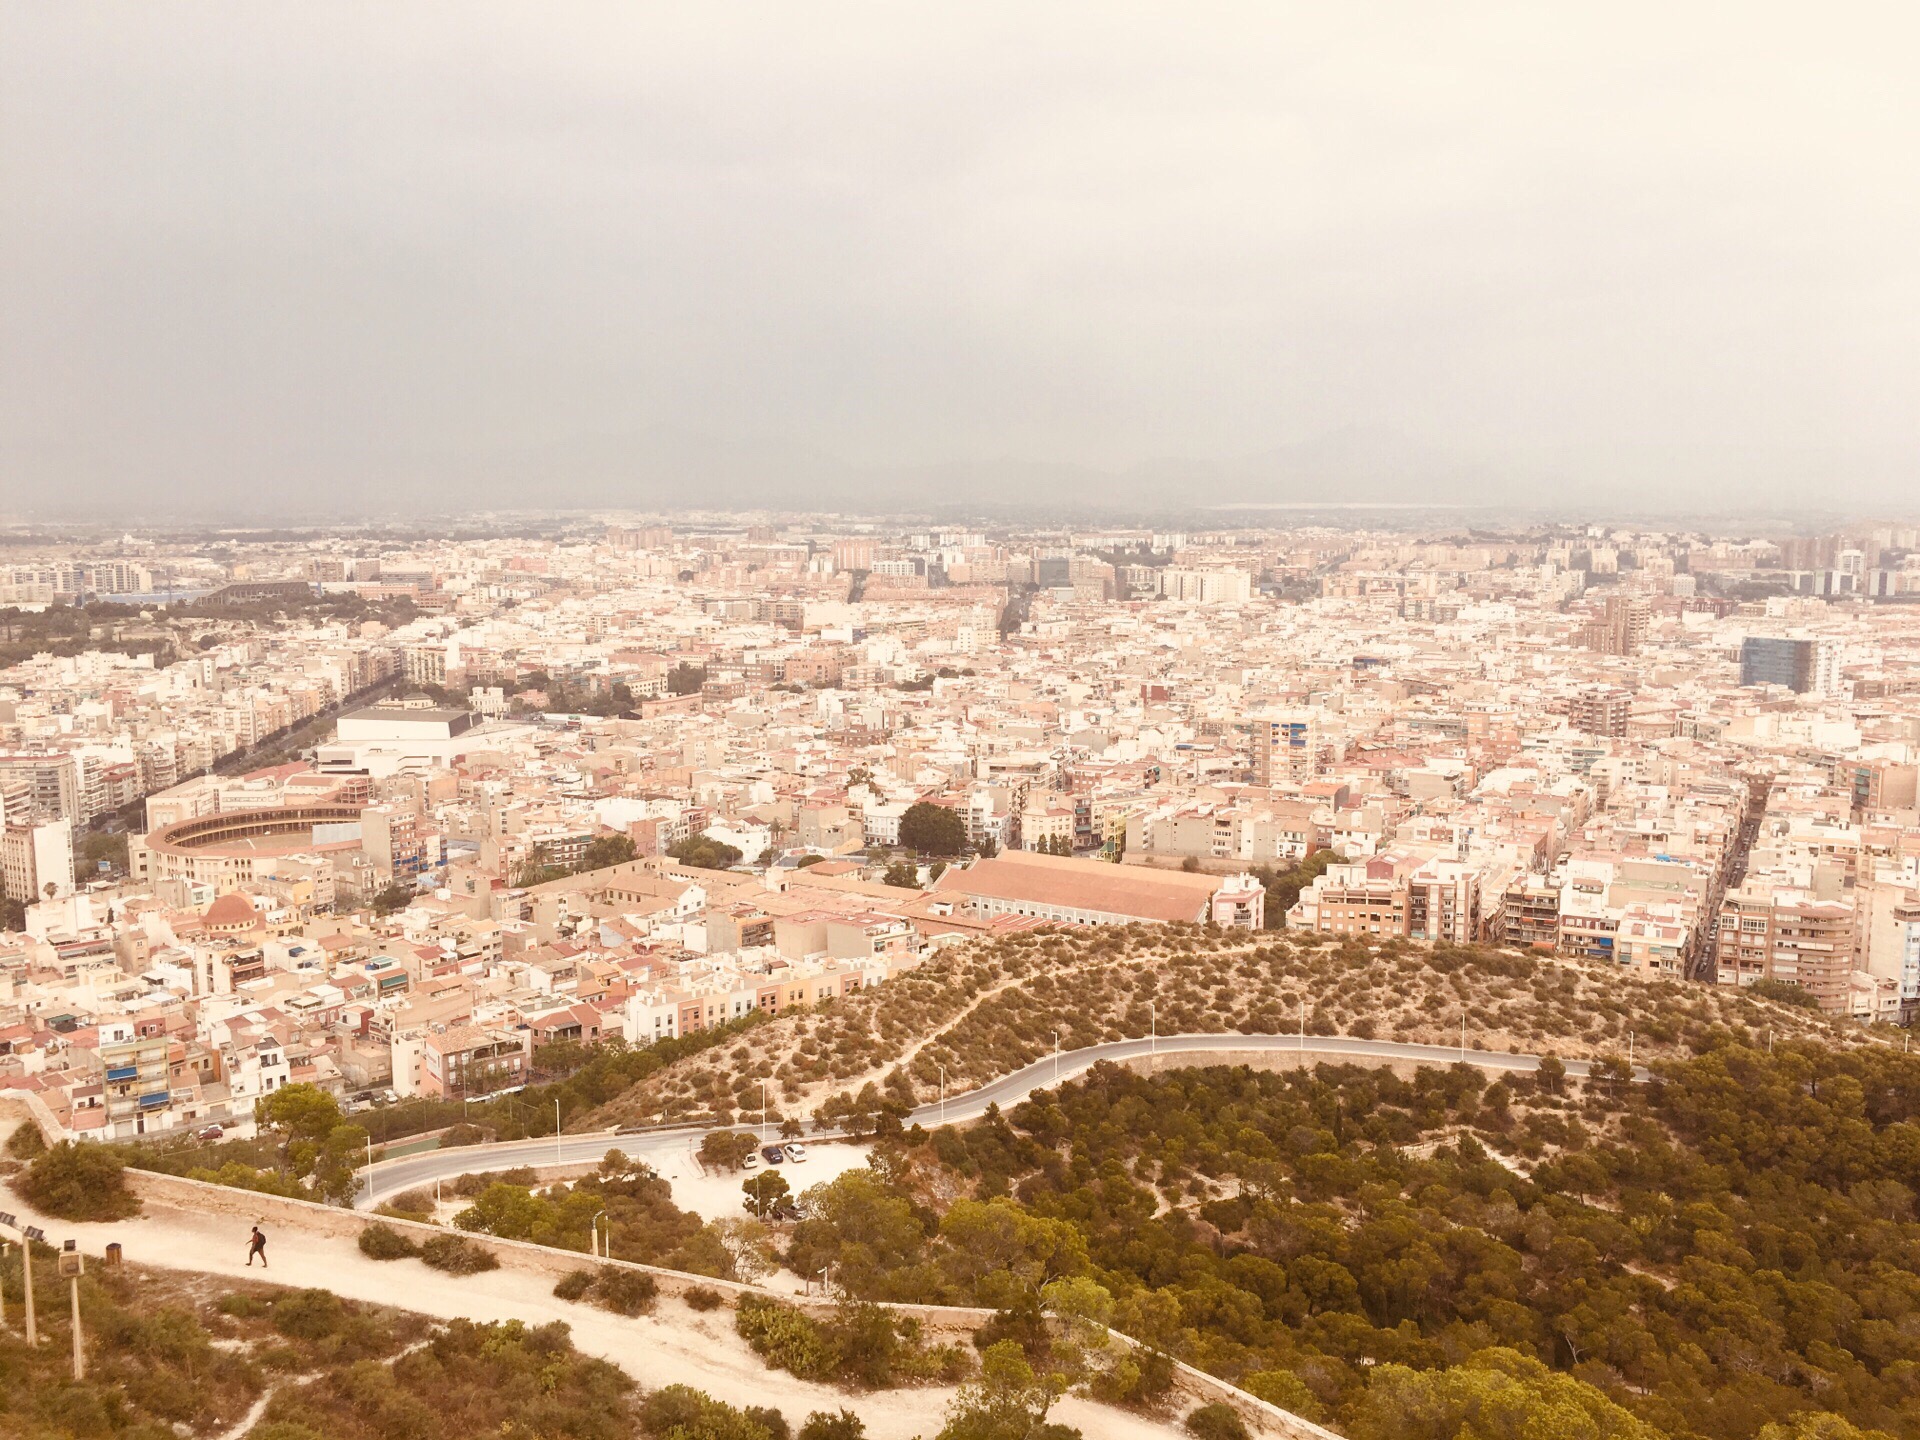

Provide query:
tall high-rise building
left=1740, top=635, right=1842, bottom=695
left=1586, top=593, right=1650, bottom=655
left=1569, top=685, right=1632, bottom=738
left=1251, top=712, right=1319, bottom=786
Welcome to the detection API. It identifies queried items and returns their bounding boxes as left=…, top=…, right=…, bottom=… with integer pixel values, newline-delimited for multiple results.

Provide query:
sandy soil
left=0, top=1136, right=1184, bottom=1440
left=669, top=1138, right=876, bottom=1223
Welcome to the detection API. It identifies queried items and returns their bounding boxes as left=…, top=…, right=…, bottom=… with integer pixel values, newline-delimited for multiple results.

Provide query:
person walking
left=246, top=1225, right=268, bottom=1268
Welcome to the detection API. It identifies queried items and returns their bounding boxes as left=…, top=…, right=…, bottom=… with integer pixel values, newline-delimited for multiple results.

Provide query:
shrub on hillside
left=554, top=1269, right=596, bottom=1301
left=1186, top=1403, right=1252, bottom=1440
left=19, top=1140, right=141, bottom=1220
left=799, top=1411, right=866, bottom=1440
left=419, top=1232, right=498, bottom=1274
left=736, top=1294, right=839, bottom=1381
left=357, top=1222, right=420, bottom=1260
left=639, top=1384, right=785, bottom=1440
left=684, top=1285, right=725, bottom=1311
left=592, top=1266, right=658, bottom=1316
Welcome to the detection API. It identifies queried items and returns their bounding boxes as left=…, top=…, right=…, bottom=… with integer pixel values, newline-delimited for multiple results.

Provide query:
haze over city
left=5, top=3, right=1917, bottom=520
left=7, top=13, right=1920, bottom=1440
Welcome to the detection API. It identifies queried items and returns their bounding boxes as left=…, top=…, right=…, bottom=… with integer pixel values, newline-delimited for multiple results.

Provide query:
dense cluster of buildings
left=3, top=517, right=1919, bottom=1141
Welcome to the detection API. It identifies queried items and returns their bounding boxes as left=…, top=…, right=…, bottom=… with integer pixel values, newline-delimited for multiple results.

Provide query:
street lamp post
left=938, top=1064, right=946, bottom=1128
left=1052, top=1030, right=1060, bottom=1087
left=22, top=1229, right=38, bottom=1347
left=59, top=1241, right=83, bottom=1380
left=761, top=1080, right=769, bottom=1143
left=592, top=1210, right=607, bottom=1259
left=555, top=1098, right=562, bottom=1165
left=1149, top=1002, right=1156, bottom=1058
left=1460, top=1011, right=1467, bottom=1062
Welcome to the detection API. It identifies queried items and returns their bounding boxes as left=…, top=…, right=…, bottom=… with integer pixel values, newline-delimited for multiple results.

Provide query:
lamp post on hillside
left=938, top=1064, right=946, bottom=1128
left=1149, top=1002, right=1156, bottom=1057
left=555, top=1098, right=563, bottom=1165
left=59, top=1241, right=83, bottom=1380
left=1052, top=1031, right=1060, bottom=1087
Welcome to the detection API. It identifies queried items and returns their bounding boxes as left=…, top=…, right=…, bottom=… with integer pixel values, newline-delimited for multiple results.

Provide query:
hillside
left=739, top=1037, right=1920, bottom=1440
left=586, top=927, right=1858, bottom=1131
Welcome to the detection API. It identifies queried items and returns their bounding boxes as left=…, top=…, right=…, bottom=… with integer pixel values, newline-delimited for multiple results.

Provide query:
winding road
left=358, top=1031, right=1630, bottom=1210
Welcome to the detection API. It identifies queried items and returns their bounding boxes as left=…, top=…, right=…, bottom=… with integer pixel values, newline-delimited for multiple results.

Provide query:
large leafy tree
left=1348, top=1347, right=1662, bottom=1440
left=898, top=802, right=967, bottom=856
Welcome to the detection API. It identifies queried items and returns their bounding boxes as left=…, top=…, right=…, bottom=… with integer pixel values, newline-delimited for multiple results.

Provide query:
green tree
left=937, top=1340, right=1070, bottom=1440
left=370, top=883, right=415, bottom=914
left=701, top=1129, right=760, bottom=1172
left=257, top=1083, right=346, bottom=1149
left=883, top=861, right=920, bottom=889
left=743, top=1170, right=792, bottom=1219
left=937, top=1198, right=1088, bottom=1304
left=899, top=802, right=968, bottom=856
left=1758, top=1416, right=1897, bottom=1440
left=19, top=1140, right=141, bottom=1220
left=670, top=832, right=746, bottom=870
left=787, top=1170, right=929, bottom=1300
left=578, top=833, right=638, bottom=872
left=666, top=663, right=708, bottom=696
left=1348, top=1348, right=1662, bottom=1440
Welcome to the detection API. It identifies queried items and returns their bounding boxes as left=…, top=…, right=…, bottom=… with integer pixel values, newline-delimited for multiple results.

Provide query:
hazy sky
left=3, top=4, right=1916, bottom=516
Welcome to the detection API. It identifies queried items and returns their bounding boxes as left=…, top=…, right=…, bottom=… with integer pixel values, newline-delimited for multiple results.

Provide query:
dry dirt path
left=0, top=1163, right=1183, bottom=1440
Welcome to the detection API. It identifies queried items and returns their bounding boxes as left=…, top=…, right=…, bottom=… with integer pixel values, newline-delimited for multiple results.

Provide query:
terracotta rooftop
left=933, top=850, right=1222, bottom=924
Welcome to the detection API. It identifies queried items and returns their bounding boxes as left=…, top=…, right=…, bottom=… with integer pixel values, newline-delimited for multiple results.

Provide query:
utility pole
left=938, top=1064, right=946, bottom=1128
left=1628, top=1031, right=1634, bottom=1068
left=1299, top=996, right=1306, bottom=1050
left=555, top=1098, right=562, bottom=1165
left=761, top=1080, right=769, bottom=1142
left=22, top=1225, right=40, bottom=1347
left=1052, top=1030, right=1060, bottom=1086
left=365, top=1134, right=374, bottom=1205
left=1149, top=1002, right=1156, bottom=1058
left=1460, top=1011, right=1467, bottom=1062
left=60, top=1242, right=83, bottom=1380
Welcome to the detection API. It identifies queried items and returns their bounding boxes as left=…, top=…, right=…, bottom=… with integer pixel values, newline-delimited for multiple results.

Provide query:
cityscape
left=4, top=517, right=1920, bottom=1150
left=5, top=5, right=1920, bottom=1440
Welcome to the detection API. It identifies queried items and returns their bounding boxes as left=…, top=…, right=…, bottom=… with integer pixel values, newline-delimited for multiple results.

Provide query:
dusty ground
left=0, top=1122, right=1186, bottom=1440
left=669, top=1139, right=874, bottom=1223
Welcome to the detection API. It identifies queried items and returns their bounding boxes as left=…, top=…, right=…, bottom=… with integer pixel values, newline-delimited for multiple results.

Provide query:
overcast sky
left=3, top=4, right=1916, bottom=517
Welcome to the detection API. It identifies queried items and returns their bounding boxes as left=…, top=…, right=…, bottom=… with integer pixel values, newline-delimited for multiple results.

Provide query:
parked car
left=742, top=1151, right=760, bottom=1170
left=783, top=1143, right=808, bottom=1162
left=761, top=1145, right=786, bottom=1164
left=196, top=1124, right=225, bottom=1142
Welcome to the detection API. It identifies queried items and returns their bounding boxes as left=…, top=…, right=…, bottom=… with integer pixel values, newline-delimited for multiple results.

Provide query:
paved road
left=358, top=1031, right=1629, bottom=1210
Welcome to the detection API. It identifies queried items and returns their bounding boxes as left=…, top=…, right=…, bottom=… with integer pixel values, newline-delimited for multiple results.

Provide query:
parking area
left=660, top=1137, right=877, bottom=1223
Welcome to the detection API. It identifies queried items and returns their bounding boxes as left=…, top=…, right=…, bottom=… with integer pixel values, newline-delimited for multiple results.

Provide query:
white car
left=742, top=1151, right=760, bottom=1170
left=783, top=1142, right=807, bottom=1163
